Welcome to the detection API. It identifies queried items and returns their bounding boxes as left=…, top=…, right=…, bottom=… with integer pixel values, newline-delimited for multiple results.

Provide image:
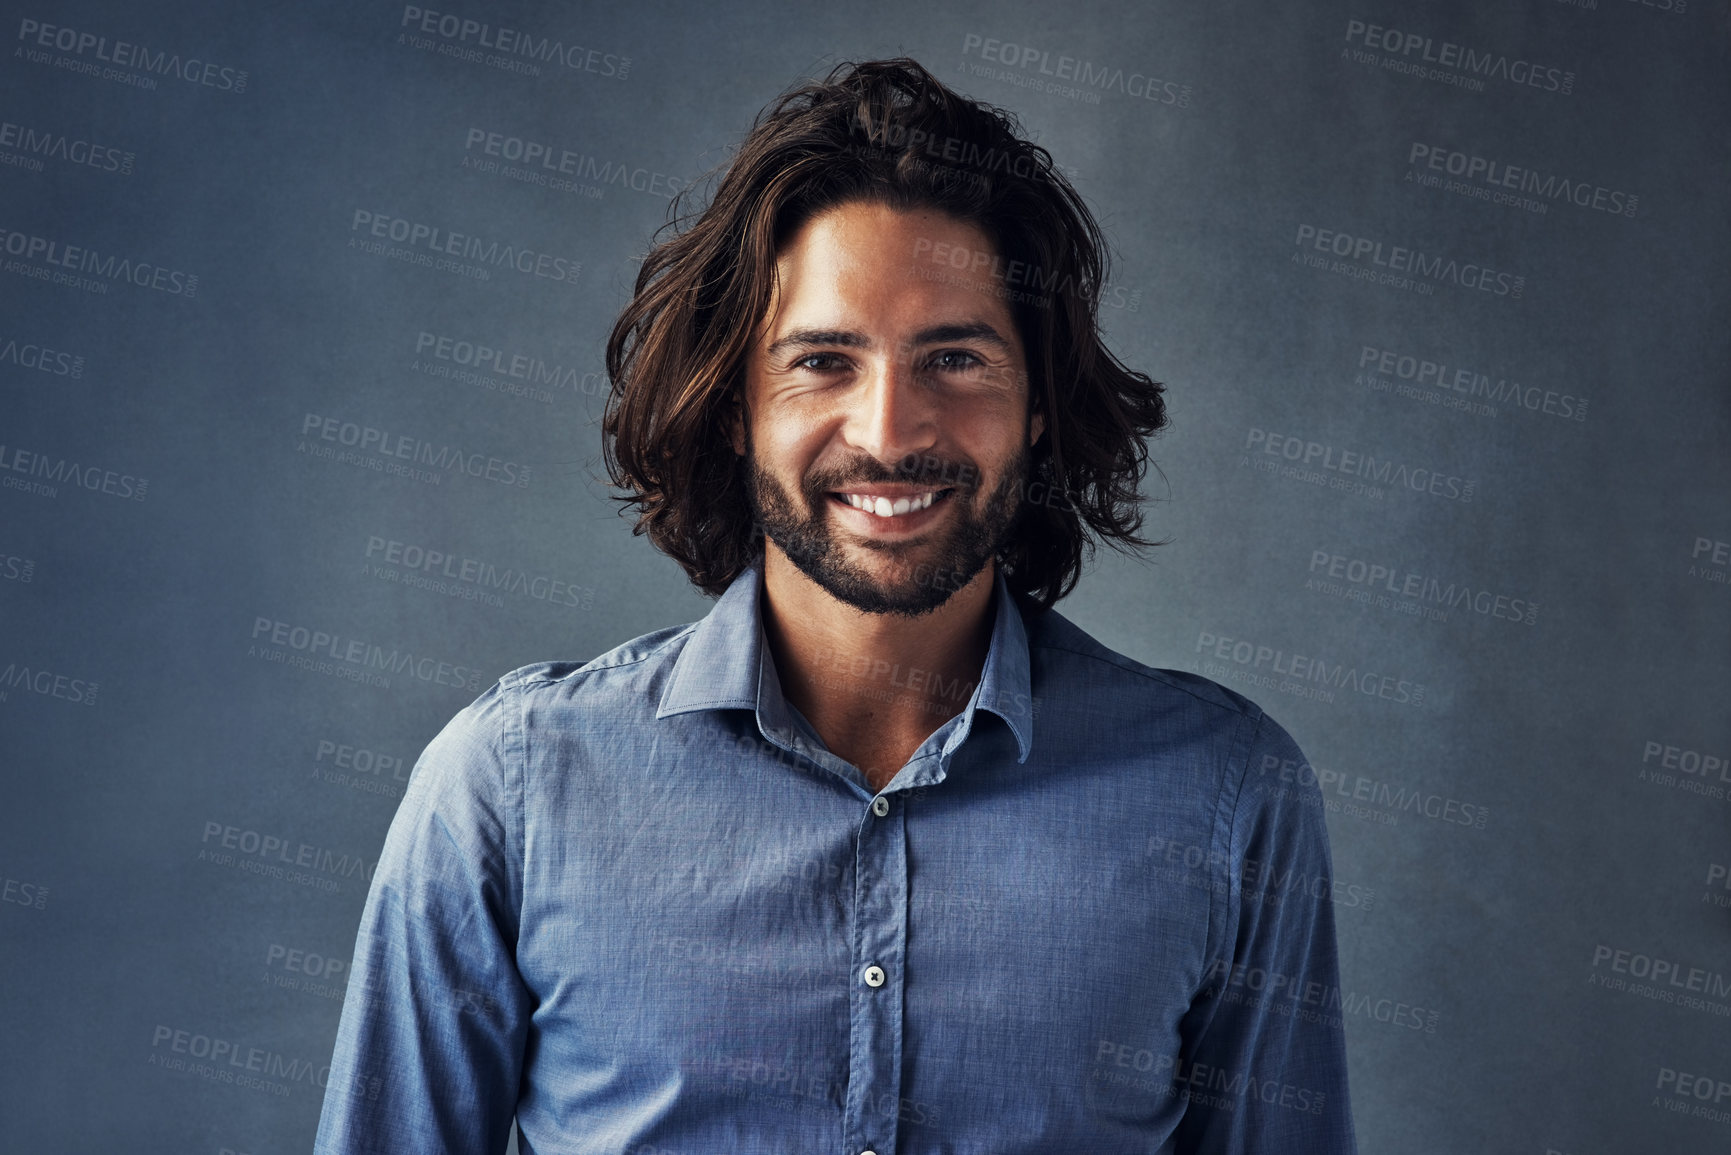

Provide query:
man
left=317, top=58, right=1356, bottom=1154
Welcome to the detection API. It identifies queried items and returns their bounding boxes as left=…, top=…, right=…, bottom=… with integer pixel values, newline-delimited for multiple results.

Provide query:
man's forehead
left=757, top=218, right=1021, bottom=352
left=776, top=209, right=1001, bottom=280
left=787, top=199, right=992, bottom=246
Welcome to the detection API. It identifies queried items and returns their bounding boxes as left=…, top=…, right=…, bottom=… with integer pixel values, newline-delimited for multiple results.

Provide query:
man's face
left=734, top=199, right=1044, bottom=617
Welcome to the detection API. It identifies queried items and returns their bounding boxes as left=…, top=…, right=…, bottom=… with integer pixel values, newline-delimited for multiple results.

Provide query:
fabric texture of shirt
left=315, top=560, right=1358, bottom=1154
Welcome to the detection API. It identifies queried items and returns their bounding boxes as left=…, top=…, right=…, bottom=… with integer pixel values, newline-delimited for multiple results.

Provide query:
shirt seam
left=514, top=623, right=700, bottom=685
left=665, top=697, right=756, bottom=711
left=502, top=666, right=528, bottom=944
left=1210, top=703, right=1266, bottom=992
left=1030, top=639, right=1257, bottom=715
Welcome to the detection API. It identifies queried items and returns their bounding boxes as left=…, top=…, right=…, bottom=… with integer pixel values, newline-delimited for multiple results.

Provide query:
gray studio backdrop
left=3, top=1, right=1728, bottom=1152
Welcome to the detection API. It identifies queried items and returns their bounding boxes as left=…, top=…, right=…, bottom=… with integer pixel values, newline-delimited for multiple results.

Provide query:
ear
left=1023, top=369, right=1045, bottom=447
left=728, top=391, right=746, bottom=456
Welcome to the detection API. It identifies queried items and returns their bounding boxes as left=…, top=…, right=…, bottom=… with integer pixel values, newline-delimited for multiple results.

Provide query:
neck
left=758, top=545, right=998, bottom=789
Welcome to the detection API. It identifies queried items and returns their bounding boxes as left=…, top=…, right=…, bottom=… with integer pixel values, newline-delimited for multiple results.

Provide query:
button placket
left=844, top=791, right=908, bottom=1155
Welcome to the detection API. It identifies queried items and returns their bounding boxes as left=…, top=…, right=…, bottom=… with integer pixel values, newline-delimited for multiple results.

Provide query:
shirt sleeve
left=1170, top=710, right=1359, bottom=1154
left=314, top=676, right=532, bottom=1155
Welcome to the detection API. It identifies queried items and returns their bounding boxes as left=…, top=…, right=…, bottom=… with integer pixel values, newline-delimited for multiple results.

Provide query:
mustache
left=803, top=452, right=983, bottom=494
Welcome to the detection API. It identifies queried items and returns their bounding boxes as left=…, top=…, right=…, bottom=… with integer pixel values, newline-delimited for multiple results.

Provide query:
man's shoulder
left=399, top=620, right=705, bottom=800
left=481, top=619, right=702, bottom=719
left=500, top=620, right=698, bottom=690
left=1020, top=607, right=1314, bottom=818
left=1026, top=606, right=1266, bottom=723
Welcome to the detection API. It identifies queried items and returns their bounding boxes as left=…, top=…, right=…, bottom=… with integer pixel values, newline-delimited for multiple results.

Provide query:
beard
left=743, top=434, right=1030, bottom=617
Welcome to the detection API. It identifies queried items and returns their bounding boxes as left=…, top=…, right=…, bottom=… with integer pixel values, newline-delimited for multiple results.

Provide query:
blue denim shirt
left=315, top=562, right=1356, bottom=1154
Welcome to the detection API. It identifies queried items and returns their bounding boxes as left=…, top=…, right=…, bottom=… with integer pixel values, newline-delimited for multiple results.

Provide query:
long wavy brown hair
left=601, top=57, right=1167, bottom=610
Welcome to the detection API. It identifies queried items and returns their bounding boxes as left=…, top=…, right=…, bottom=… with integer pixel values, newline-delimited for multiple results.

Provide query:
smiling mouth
left=827, top=488, right=956, bottom=519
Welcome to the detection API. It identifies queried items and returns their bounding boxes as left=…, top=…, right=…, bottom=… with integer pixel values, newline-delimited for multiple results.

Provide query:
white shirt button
left=871, top=796, right=890, bottom=817
left=861, top=1150, right=878, bottom=1155
left=862, top=964, right=885, bottom=988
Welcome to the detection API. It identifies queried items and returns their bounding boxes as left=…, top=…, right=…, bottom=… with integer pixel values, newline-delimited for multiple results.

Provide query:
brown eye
left=930, top=350, right=984, bottom=371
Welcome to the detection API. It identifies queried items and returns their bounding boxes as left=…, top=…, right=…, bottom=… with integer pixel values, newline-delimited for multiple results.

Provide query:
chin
left=786, top=545, right=981, bottom=618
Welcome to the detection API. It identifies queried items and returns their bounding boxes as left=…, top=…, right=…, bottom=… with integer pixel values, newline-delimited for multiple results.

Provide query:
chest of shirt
left=509, top=714, right=1225, bottom=1145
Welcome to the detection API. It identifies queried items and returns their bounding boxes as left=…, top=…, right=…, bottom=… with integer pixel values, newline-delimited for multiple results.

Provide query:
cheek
left=967, top=405, right=1034, bottom=466
left=751, top=425, right=826, bottom=488
left=759, top=408, right=839, bottom=462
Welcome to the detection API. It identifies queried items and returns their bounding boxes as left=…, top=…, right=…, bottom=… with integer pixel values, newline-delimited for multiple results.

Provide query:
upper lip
left=829, top=484, right=954, bottom=497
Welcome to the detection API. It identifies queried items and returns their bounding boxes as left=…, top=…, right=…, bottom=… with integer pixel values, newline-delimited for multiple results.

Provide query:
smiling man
left=317, top=58, right=1357, bottom=1155
left=733, top=200, right=1047, bottom=789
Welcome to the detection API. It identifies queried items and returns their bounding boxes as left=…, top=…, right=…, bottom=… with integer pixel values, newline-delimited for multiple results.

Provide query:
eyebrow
left=765, top=321, right=1013, bottom=360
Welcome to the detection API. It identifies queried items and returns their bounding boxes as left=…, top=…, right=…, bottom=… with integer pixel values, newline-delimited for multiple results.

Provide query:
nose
left=847, top=356, right=939, bottom=470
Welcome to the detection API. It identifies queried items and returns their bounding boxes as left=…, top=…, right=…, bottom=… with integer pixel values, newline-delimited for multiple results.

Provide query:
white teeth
left=841, top=491, right=940, bottom=518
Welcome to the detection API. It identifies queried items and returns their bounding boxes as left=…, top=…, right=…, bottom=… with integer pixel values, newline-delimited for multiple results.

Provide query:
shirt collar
left=656, top=560, right=1034, bottom=765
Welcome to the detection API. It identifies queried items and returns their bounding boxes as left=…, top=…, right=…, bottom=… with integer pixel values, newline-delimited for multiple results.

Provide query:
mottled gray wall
left=2, top=1, right=1728, bottom=1152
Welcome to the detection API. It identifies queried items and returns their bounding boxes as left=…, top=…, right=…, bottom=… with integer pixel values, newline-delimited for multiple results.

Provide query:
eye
left=794, top=352, right=846, bottom=372
left=929, top=349, right=985, bottom=372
